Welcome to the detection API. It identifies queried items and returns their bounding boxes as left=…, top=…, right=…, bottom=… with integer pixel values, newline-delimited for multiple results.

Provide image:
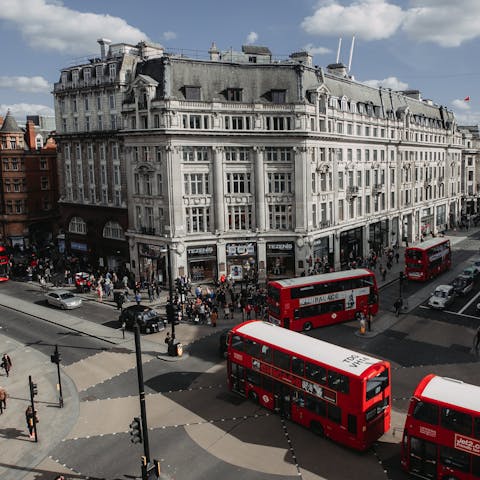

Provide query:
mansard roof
left=0, top=111, right=22, bottom=133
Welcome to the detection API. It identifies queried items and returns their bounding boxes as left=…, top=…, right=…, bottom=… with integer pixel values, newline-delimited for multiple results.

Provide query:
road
left=1, top=229, right=479, bottom=479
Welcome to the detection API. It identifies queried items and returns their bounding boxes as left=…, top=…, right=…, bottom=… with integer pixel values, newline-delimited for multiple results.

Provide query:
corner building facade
left=119, top=46, right=463, bottom=285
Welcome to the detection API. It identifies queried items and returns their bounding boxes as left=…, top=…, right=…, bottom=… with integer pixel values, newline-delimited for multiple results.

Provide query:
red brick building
left=0, top=111, right=59, bottom=249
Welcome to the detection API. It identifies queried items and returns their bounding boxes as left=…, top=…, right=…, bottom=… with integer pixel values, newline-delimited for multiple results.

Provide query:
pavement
left=0, top=224, right=479, bottom=479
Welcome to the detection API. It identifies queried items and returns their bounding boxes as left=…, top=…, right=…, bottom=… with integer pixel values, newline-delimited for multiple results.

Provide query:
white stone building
left=119, top=45, right=463, bottom=285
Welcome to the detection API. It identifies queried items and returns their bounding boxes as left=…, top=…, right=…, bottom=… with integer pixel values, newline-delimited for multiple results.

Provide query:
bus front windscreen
left=366, top=370, right=389, bottom=400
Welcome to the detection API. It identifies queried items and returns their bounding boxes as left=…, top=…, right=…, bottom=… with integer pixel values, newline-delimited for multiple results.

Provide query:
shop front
left=369, top=220, right=389, bottom=254
left=340, top=227, right=363, bottom=268
left=266, top=241, right=295, bottom=280
left=309, top=236, right=333, bottom=273
left=436, top=205, right=447, bottom=233
left=420, top=208, right=434, bottom=238
left=187, top=245, right=217, bottom=283
left=138, top=243, right=166, bottom=285
left=226, top=242, right=257, bottom=283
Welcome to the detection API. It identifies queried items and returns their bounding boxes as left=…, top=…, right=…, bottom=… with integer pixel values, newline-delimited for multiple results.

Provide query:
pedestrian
left=25, top=405, right=36, bottom=440
left=395, top=252, right=400, bottom=264
left=121, top=321, right=126, bottom=339
left=211, top=308, right=218, bottom=328
left=394, top=298, right=402, bottom=317
left=474, top=326, right=480, bottom=355
left=135, top=291, right=141, bottom=305
left=380, top=266, right=387, bottom=282
left=165, top=332, right=172, bottom=345
left=1, top=353, right=12, bottom=377
left=224, top=303, right=230, bottom=321
left=0, top=387, right=6, bottom=414
left=116, top=292, right=124, bottom=311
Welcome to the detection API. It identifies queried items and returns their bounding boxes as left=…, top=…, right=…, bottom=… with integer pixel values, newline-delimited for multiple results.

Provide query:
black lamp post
left=399, top=271, right=404, bottom=308
left=166, top=244, right=175, bottom=342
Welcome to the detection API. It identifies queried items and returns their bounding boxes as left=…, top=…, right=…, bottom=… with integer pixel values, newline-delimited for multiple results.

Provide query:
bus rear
left=0, top=246, right=9, bottom=282
left=401, top=374, right=480, bottom=479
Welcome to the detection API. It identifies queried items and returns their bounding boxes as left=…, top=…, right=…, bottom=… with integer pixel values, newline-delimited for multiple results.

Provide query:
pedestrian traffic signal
left=30, top=382, right=38, bottom=397
left=129, top=416, right=142, bottom=444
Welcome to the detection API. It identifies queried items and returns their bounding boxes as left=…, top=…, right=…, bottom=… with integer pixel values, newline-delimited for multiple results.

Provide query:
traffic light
left=129, top=416, right=142, bottom=444
left=30, top=381, right=38, bottom=397
left=50, top=352, right=61, bottom=364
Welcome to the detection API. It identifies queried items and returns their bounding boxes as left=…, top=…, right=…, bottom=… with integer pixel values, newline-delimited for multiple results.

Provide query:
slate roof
left=1, top=111, right=22, bottom=133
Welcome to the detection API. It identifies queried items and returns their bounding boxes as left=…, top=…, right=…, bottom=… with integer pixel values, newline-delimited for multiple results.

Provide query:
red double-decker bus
left=401, top=374, right=480, bottom=479
left=0, top=246, right=10, bottom=282
left=405, top=237, right=451, bottom=281
left=266, top=269, right=379, bottom=331
left=227, top=320, right=391, bottom=451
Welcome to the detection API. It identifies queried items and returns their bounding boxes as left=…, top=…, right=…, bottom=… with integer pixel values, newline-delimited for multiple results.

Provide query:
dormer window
left=271, top=89, right=286, bottom=104
left=226, top=88, right=242, bottom=102
left=84, top=68, right=91, bottom=84
left=184, top=86, right=201, bottom=101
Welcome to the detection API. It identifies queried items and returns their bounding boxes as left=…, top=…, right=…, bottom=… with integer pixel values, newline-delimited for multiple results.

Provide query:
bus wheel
left=311, top=421, right=324, bottom=437
left=303, top=322, right=312, bottom=331
left=248, top=391, right=259, bottom=404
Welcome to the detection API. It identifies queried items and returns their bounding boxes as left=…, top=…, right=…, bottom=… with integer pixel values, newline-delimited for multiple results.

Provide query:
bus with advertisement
left=227, top=320, right=391, bottom=451
left=266, top=269, right=379, bottom=331
left=0, top=246, right=10, bottom=282
left=401, top=374, right=480, bottom=479
left=405, top=237, right=451, bottom=281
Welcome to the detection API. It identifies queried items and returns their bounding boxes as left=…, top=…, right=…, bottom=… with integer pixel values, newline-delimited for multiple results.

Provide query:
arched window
left=103, top=221, right=125, bottom=240
left=69, top=216, right=87, bottom=234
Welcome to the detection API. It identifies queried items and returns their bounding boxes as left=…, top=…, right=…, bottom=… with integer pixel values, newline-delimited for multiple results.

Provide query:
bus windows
left=273, top=350, right=290, bottom=371
left=231, top=335, right=244, bottom=351
left=412, top=400, right=439, bottom=425
left=441, top=407, right=472, bottom=435
left=305, top=362, right=326, bottom=384
left=291, top=356, right=304, bottom=376
left=246, top=368, right=261, bottom=386
left=244, top=339, right=261, bottom=358
left=366, top=397, right=389, bottom=423
left=475, top=417, right=480, bottom=439
left=328, top=371, right=349, bottom=394
left=304, top=394, right=326, bottom=417
left=348, top=414, right=357, bottom=435
left=328, top=404, right=342, bottom=424
left=440, top=446, right=470, bottom=473
left=366, top=370, right=389, bottom=400
left=259, top=344, right=272, bottom=363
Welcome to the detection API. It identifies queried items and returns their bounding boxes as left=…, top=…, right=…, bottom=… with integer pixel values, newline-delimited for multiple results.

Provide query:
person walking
left=135, top=291, right=142, bottom=305
left=25, top=405, right=36, bottom=440
left=210, top=308, right=218, bottom=328
left=1, top=353, right=12, bottom=377
left=394, top=298, right=402, bottom=317
left=0, top=387, right=6, bottom=414
left=121, top=321, right=126, bottom=340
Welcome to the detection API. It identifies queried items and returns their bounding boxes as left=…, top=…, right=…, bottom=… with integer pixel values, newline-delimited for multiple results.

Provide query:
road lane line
left=458, top=289, right=480, bottom=314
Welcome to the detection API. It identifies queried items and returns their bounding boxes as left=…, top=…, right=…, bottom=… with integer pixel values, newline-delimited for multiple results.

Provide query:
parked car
left=45, top=290, right=83, bottom=309
left=428, top=284, right=455, bottom=309
left=450, top=275, right=474, bottom=296
left=461, top=265, right=480, bottom=281
left=75, top=272, right=93, bottom=292
left=119, top=305, right=163, bottom=334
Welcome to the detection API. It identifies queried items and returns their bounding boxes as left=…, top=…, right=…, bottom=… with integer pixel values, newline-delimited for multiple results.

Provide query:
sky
left=0, top=0, right=479, bottom=125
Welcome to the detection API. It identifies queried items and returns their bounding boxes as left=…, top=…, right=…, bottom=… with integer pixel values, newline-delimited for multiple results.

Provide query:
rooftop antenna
left=348, top=35, right=355, bottom=73
left=336, top=37, right=342, bottom=63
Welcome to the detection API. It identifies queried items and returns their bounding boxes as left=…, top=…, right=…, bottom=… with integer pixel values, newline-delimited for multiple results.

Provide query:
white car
left=45, top=290, right=83, bottom=309
left=428, top=285, right=455, bottom=309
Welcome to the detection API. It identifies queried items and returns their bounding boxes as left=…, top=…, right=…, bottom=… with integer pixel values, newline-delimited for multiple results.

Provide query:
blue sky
left=0, top=0, right=479, bottom=125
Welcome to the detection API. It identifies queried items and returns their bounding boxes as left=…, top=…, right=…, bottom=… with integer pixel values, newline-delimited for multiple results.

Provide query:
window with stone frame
left=268, top=204, right=292, bottom=230
left=186, top=206, right=211, bottom=233
left=103, top=221, right=125, bottom=240
left=228, top=205, right=253, bottom=230
left=69, top=216, right=87, bottom=234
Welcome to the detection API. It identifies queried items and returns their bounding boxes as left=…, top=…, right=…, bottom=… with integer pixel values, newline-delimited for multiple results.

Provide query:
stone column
left=294, top=146, right=308, bottom=232
left=254, top=147, right=266, bottom=232
left=213, top=147, right=225, bottom=234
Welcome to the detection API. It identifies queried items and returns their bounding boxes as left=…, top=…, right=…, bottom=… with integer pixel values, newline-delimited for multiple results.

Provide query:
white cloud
left=0, top=0, right=148, bottom=54
left=246, top=31, right=258, bottom=44
left=363, top=76, right=408, bottom=91
left=402, top=1, right=480, bottom=47
left=303, top=43, right=332, bottom=55
left=452, top=110, right=480, bottom=126
left=451, top=98, right=471, bottom=111
left=0, top=103, right=54, bottom=120
left=162, top=31, right=177, bottom=41
left=301, top=0, right=480, bottom=48
left=0, top=75, right=51, bottom=93
left=301, top=0, right=405, bottom=41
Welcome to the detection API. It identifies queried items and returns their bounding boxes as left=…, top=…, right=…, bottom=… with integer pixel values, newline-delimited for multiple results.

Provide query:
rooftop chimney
left=290, top=51, right=313, bottom=67
left=97, top=38, right=112, bottom=61
left=209, top=42, right=220, bottom=61
left=26, top=120, right=36, bottom=150
left=326, top=63, right=348, bottom=77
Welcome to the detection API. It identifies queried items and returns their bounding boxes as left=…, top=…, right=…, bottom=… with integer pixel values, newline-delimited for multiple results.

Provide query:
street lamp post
left=133, top=321, right=151, bottom=473
left=399, top=271, right=404, bottom=309
left=166, top=244, right=175, bottom=342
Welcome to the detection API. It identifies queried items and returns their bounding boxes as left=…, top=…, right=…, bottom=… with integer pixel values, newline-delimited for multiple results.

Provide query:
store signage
left=71, top=241, right=87, bottom=252
left=226, top=242, right=256, bottom=257
left=139, top=243, right=163, bottom=259
left=187, top=246, right=215, bottom=257
left=267, top=242, right=293, bottom=252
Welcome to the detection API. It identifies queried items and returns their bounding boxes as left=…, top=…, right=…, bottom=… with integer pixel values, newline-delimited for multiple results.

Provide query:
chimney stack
left=26, top=120, right=36, bottom=150
left=97, top=38, right=112, bottom=60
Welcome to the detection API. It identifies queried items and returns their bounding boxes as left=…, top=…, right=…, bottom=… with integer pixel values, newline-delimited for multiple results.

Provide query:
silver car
left=45, top=290, right=83, bottom=309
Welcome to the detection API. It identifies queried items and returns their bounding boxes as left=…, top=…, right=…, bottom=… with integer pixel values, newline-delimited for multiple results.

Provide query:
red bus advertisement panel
left=405, top=238, right=451, bottom=281
left=227, top=320, right=391, bottom=451
left=267, top=269, right=379, bottom=331
left=401, top=374, right=480, bottom=479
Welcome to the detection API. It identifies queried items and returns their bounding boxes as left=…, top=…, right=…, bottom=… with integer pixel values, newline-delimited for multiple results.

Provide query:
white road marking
left=458, top=289, right=480, bottom=314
